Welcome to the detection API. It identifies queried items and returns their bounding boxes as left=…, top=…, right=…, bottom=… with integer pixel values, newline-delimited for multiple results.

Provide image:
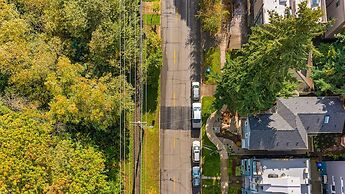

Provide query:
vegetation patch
left=143, top=14, right=160, bottom=26
left=202, top=179, right=221, bottom=194
left=201, top=96, right=216, bottom=122
left=201, top=125, right=220, bottom=177
left=203, top=48, right=221, bottom=85
left=141, top=27, right=162, bottom=194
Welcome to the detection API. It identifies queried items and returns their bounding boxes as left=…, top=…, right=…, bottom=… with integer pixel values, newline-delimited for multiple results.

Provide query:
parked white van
left=192, top=103, right=202, bottom=129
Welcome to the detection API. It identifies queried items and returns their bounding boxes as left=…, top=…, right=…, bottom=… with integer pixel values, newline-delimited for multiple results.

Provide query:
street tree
left=215, top=2, right=325, bottom=115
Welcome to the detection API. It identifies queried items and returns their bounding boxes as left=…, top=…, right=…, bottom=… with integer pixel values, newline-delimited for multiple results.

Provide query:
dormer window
left=279, top=0, right=287, bottom=5
left=324, top=115, right=330, bottom=124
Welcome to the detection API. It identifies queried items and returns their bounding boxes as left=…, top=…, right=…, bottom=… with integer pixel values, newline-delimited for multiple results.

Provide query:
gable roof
left=246, top=96, right=345, bottom=150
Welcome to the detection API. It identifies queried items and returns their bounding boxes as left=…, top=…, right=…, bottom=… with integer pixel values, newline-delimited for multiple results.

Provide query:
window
left=341, top=177, right=344, bottom=194
left=324, top=116, right=330, bottom=124
left=311, top=0, right=319, bottom=7
left=279, top=0, right=287, bottom=5
left=331, top=185, right=336, bottom=193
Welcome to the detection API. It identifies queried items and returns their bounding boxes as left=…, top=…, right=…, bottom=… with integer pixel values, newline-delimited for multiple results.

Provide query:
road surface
left=160, top=0, right=201, bottom=193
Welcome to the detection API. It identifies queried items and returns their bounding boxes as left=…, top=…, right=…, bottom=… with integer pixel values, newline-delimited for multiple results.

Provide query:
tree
left=0, top=103, right=110, bottom=193
left=313, top=34, right=345, bottom=96
left=45, top=57, right=134, bottom=131
left=215, top=2, right=325, bottom=115
left=197, top=0, right=228, bottom=34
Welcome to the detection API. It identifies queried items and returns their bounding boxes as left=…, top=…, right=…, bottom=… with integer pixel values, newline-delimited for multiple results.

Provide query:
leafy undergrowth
left=203, top=47, right=221, bottom=85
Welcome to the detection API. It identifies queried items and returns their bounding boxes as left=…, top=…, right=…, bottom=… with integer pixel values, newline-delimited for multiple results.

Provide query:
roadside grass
left=141, top=27, right=161, bottom=194
left=143, top=14, right=160, bottom=25
left=201, top=96, right=216, bottom=122
left=144, top=0, right=159, bottom=2
left=142, top=106, right=159, bottom=194
left=141, top=77, right=160, bottom=194
left=203, top=47, right=221, bottom=85
left=202, top=179, right=221, bottom=194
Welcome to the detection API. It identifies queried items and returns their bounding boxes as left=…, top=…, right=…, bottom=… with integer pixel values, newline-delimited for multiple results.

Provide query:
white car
left=192, top=140, right=201, bottom=163
left=192, top=103, right=202, bottom=129
left=192, top=82, right=200, bottom=101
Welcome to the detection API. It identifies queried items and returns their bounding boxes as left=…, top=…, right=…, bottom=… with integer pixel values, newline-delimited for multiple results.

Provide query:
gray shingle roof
left=247, top=97, right=345, bottom=150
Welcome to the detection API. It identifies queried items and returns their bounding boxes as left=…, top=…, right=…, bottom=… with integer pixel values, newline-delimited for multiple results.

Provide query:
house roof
left=247, top=97, right=345, bottom=150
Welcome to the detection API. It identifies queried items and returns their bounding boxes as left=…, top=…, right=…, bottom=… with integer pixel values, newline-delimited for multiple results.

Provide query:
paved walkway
left=202, top=176, right=221, bottom=180
left=201, top=83, right=216, bottom=97
left=206, top=111, right=229, bottom=194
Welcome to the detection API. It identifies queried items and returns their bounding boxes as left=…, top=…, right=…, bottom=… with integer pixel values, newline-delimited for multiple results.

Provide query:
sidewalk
left=206, top=111, right=229, bottom=194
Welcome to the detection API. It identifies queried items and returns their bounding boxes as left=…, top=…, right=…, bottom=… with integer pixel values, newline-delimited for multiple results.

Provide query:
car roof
left=194, top=152, right=200, bottom=161
left=192, top=103, right=201, bottom=108
left=193, top=140, right=200, bottom=147
left=193, top=110, right=201, bottom=120
left=192, top=82, right=200, bottom=86
left=193, top=166, right=200, bottom=171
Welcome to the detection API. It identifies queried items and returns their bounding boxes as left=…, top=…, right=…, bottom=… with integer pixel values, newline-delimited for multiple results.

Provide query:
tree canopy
left=313, top=34, right=345, bottom=96
left=0, top=0, right=141, bottom=192
left=0, top=104, right=110, bottom=193
left=197, top=0, right=228, bottom=34
left=215, top=2, right=325, bottom=115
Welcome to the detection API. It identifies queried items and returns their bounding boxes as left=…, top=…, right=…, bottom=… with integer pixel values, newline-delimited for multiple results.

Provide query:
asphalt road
left=160, top=0, right=201, bottom=193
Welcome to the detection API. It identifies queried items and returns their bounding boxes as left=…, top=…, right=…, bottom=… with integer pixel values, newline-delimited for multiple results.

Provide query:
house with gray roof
left=242, top=97, right=345, bottom=151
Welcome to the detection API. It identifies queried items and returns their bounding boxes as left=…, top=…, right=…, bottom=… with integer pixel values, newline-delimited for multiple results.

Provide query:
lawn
left=228, top=157, right=241, bottom=177
left=201, top=96, right=216, bottom=122
left=202, top=179, right=221, bottom=194
left=202, top=125, right=220, bottom=176
left=203, top=47, right=221, bottom=85
left=143, top=14, right=160, bottom=25
left=228, top=187, right=241, bottom=194
left=201, top=96, right=220, bottom=177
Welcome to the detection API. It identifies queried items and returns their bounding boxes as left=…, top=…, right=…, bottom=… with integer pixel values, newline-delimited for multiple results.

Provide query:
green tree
left=197, top=0, right=228, bottom=34
left=45, top=57, right=133, bottom=130
left=313, top=35, right=345, bottom=96
left=215, top=2, right=325, bottom=115
left=0, top=103, right=110, bottom=193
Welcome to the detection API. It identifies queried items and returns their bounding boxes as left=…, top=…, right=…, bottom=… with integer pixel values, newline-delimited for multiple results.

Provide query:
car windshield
left=193, top=107, right=200, bottom=111
left=193, top=178, right=200, bottom=186
left=193, top=119, right=201, bottom=123
left=193, top=170, right=199, bottom=176
left=193, top=168, right=200, bottom=176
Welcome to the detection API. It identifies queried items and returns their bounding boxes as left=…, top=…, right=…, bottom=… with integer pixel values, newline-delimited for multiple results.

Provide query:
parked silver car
left=192, top=103, right=202, bottom=129
left=192, top=140, right=200, bottom=163
left=192, top=82, right=200, bottom=101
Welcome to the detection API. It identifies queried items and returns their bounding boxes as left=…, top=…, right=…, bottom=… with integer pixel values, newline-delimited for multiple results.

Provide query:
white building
left=253, top=0, right=327, bottom=25
left=325, top=0, right=345, bottom=38
left=242, top=158, right=312, bottom=194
